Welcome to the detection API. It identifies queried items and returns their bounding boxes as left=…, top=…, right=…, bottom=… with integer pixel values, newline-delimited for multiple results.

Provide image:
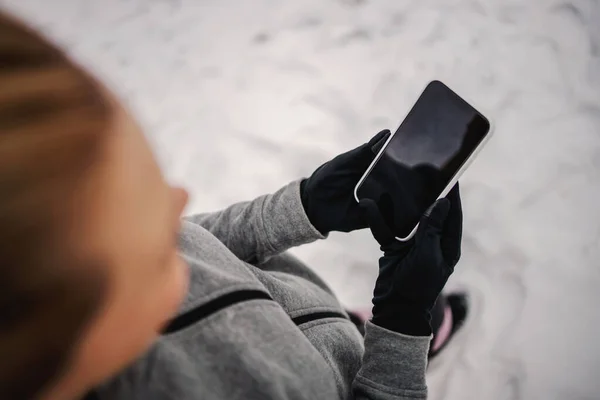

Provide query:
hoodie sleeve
left=184, top=180, right=325, bottom=264
left=352, top=322, right=431, bottom=400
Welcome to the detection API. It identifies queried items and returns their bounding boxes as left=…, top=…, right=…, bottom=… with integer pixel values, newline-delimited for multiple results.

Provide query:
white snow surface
left=2, top=0, right=600, bottom=399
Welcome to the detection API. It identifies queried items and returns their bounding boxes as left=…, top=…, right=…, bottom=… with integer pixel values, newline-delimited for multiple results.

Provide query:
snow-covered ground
left=3, top=0, right=600, bottom=398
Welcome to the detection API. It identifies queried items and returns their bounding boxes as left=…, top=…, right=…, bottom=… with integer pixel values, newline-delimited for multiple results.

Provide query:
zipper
left=163, top=290, right=273, bottom=334
left=291, top=311, right=348, bottom=326
left=162, top=289, right=349, bottom=335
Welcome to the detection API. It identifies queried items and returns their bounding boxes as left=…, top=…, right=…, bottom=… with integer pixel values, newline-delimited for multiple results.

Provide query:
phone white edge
left=353, top=80, right=495, bottom=242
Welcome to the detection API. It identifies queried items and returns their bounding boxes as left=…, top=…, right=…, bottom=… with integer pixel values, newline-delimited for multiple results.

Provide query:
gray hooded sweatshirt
left=91, top=180, right=431, bottom=400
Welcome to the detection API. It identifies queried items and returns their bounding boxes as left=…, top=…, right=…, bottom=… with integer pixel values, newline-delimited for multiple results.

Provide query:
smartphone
left=354, top=80, right=492, bottom=241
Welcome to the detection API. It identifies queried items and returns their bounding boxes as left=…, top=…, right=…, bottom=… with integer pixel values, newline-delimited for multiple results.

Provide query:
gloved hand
left=359, top=185, right=463, bottom=336
left=300, top=129, right=391, bottom=235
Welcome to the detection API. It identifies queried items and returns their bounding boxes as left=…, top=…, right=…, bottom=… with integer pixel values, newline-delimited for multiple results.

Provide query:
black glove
left=359, top=185, right=463, bottom=336
left=300, top=130, right=390, bottom=235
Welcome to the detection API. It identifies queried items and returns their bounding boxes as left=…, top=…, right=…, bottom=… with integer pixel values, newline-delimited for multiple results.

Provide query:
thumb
left=415, top=198, right=450, bottom=243
left=340, top=130, right=391, bottom=170
left=368, top=129, right=391, bottom=155
left=359, top=198, right=395, bottom=246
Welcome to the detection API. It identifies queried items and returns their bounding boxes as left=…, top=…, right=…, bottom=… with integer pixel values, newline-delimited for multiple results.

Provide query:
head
left=0, top=11, right=190, bottom=400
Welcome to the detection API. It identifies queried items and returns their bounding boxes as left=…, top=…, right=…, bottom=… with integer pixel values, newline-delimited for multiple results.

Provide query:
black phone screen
left=356, top=80, right=490, bottom=238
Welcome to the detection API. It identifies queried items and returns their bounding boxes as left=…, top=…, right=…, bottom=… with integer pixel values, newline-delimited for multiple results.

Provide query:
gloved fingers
left=359, top=198, right=396, bottom=246
left=441, top=184, right=463, bottom=266
left=331, top=130, right=391, bottom=172
left=368, top=129, right=391, bottom=156
left=350, top=129, right=391, bottom=165
left=415, top=198, right=450, bottom=245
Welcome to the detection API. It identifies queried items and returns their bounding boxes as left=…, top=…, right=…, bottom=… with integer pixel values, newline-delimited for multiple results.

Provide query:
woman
left=0, top=11, right=464, bottom=400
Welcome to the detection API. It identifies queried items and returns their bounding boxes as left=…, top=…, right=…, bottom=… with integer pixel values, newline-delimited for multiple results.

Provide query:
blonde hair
left=0, top=11, right=110, bottom=399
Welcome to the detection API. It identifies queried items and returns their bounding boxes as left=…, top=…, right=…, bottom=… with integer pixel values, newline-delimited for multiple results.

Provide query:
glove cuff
left=371, top=303, right=432, bottom=337
left=299, top=178, right=329, bottom=235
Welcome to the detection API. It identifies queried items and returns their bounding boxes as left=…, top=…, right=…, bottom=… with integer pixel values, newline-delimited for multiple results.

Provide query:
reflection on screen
left=357, top=81, right=489, bottom=238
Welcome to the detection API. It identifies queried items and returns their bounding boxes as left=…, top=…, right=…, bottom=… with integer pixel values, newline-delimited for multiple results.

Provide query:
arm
left=185, top=180, right=324, bottom=264
left=352, top=186, right=463, bottom=399
left=185, top=130, right=392, bottom=264
left=353, top=322, right=430, bottom=400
